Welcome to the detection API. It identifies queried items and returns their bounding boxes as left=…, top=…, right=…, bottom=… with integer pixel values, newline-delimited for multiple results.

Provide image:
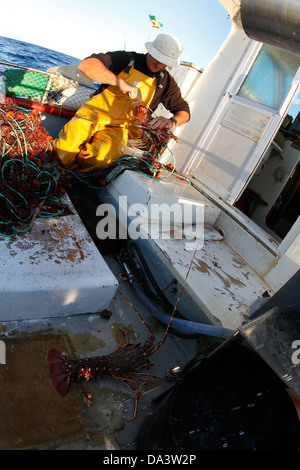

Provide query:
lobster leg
left=115, top=328, right=130, bottom=351
left=114, top=370, right=163, bottom=421
left=113, top=374, right=147, bottom=421
left=131, top=371, right=163, bottom=381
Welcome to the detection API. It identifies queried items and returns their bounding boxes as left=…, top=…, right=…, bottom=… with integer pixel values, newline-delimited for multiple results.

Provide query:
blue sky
left=1, top=0, right=231, bottom=68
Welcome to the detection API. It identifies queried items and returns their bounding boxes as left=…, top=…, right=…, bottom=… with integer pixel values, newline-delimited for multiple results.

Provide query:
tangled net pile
left=0, top=98, right=71, bottom=237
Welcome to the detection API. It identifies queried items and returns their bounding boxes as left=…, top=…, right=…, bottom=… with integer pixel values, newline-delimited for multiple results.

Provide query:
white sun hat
left=145, top=34, right=183, bottom=67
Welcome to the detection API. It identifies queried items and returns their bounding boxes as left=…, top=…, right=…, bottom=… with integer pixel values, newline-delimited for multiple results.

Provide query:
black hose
left=127, top=240, right=186, bottom=318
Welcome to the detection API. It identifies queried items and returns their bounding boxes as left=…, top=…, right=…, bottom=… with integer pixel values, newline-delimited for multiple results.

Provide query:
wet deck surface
left=0, top=334, right=105, bottom=449
left=0, top=217, right=299, bottom=450
left=0, top=255, right=204, bottom=450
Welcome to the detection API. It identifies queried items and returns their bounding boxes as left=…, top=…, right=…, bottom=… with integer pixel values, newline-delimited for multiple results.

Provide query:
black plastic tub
left=137, top=334, right=300, bottom=450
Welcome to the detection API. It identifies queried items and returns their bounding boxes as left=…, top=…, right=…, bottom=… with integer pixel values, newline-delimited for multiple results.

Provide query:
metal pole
left=241, top=0, right=300, bottom=55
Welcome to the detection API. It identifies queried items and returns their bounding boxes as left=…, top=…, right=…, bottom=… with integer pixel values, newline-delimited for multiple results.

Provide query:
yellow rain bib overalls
left=53, top=64, right=157, bottom=172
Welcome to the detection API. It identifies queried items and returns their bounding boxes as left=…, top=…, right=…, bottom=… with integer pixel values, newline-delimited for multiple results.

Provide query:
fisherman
left=53, top=34, right=190, bottom=172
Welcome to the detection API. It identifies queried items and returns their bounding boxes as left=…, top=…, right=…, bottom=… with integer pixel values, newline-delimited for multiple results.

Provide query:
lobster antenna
left=159, top=244, right=199, bottom=345
left=119, top=241, right=199, bottom=347
left=118, top=289, right=153, bottom=336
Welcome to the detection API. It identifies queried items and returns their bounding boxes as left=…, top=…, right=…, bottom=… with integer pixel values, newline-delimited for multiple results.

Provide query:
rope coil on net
left=0, top=98, right=72, bottom=238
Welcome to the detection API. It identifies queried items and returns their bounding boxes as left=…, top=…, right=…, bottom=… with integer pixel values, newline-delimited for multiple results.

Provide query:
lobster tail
left=46, top=348, right=70, bottom=397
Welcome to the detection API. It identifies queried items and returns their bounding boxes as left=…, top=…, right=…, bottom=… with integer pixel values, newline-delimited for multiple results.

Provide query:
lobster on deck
left=46, top=292, right=166, bottom=421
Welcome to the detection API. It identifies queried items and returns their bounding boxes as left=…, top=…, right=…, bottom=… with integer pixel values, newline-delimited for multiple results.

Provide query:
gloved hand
left=149, top=116, right=175, bottom=130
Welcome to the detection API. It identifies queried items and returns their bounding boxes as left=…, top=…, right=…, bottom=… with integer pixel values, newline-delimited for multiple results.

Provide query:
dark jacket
left=87, top=50, right=190, bottom=117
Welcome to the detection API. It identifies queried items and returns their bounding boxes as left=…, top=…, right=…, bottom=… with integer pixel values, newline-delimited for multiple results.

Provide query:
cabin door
left=192, top=44, right=300, bottom=204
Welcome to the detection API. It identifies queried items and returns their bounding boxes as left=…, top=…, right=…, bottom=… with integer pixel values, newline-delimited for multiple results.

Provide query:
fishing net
left=0, top=98, right=72, bottom=238
left=0, top=62, right=97, bottom=110
left=70, top=149, right=190, bottom=192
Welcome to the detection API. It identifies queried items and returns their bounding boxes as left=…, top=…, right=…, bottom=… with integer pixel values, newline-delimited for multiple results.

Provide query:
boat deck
left=0, top=170, right=295, bottom=450
left=135, top=233, right=274, bottom=330
left=0, top=254, right=204, bottom=450
left=100, top=169, right=275, bottom=331
left=0, top=177, right=298, bottom=450
left=0, top=192, right=207, bottom=449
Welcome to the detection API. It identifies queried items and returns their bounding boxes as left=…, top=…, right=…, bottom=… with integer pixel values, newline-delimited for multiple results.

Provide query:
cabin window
left=237, top=45, right=300, bottom=110
left=235, top=61, right=300, bottom=242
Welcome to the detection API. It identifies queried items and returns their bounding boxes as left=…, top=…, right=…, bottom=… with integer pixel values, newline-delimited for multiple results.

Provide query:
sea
left=0, top=35, right=80, bottom=71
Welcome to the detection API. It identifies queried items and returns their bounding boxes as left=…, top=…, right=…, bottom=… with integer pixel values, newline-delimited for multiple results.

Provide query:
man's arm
left=78, top=57, right=142, bottom=102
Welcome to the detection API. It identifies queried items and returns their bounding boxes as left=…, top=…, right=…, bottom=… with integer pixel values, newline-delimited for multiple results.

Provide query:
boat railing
left=0, top=61, right=98, bottom=112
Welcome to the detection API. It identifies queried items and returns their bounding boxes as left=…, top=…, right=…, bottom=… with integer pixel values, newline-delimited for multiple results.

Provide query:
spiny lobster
left=131, top=104, right=180, bottom=159
left=46, top=243, right=197, bottom=421
left=46, top=291, right=172, bottom=421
